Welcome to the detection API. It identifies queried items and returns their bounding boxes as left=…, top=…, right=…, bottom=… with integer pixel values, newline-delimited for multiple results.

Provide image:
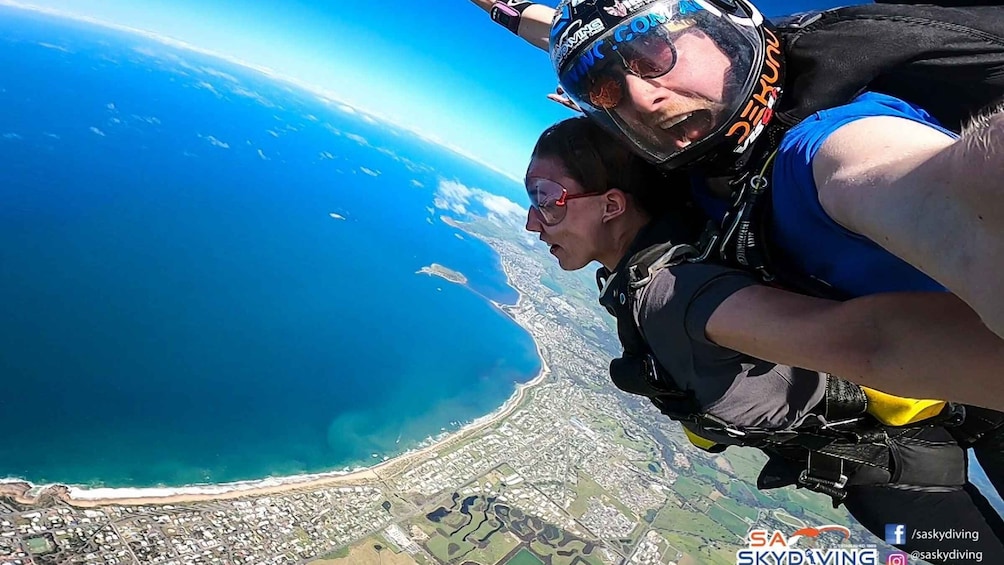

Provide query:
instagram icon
left=887, top=552, right=909, bottom=565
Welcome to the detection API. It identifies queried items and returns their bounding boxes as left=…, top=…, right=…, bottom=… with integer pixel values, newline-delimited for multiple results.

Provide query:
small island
left=417, top=263, right=468, bottom=285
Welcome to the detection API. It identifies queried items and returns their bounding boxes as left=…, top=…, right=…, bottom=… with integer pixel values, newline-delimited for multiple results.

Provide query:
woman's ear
left=601, top=188, right=629, bottom=223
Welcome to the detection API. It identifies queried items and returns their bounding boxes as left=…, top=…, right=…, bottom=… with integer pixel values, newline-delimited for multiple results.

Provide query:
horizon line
left=0, top=0, right=526, bottom=185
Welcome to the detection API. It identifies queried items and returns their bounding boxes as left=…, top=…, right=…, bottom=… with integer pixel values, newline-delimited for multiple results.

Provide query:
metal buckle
left=723, top=426, right=747, bottom=437
left=690, top=233, right=719, bottom=263
left=798, top=470, right=848, bottom=490
left=820, top=417, right=864, bottom=430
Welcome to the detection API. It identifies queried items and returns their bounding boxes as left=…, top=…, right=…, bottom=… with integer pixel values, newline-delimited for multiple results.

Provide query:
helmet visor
left=556, top=0, right=762, bottom=165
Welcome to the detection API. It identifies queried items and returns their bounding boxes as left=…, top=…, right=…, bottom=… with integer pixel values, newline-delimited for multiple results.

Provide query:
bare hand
left=547, top=85, right=583, bottom=113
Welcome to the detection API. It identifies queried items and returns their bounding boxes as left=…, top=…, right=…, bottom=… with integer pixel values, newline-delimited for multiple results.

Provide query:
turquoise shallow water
left=0, top=8, right=540, bottom=487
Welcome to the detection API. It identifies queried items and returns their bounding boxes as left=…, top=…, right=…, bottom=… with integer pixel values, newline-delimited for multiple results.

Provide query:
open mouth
left=657, top=109, right=714, bottom=149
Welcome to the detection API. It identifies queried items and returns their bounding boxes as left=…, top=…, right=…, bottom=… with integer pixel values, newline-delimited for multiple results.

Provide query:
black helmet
left=549, top=0, right=783, bottom=170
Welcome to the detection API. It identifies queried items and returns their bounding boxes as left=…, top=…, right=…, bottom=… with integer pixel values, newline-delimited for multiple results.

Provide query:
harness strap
left=723, top=149, right=778, bottom=281
left=626, top=243, right=700, bottom=289
left=824, top=374, right=869, bottom=421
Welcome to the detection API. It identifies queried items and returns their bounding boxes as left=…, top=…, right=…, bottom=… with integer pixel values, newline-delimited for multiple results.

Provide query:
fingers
left=546, top=94, right=583, bottom=113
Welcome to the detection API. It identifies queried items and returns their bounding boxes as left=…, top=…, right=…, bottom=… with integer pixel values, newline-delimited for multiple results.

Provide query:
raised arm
left=705, top=285, right=1004, bottom=410
left=468, top=0, right=553, bottom=51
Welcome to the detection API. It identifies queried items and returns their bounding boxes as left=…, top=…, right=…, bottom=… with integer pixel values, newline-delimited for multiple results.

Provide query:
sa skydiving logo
left=737, top=525, right=880, bottom=565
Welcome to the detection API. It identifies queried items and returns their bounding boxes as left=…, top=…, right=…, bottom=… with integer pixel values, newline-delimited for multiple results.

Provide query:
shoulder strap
left=598, top=244, right=703, bottom=417
left=702, top=147, right=850, bottom=300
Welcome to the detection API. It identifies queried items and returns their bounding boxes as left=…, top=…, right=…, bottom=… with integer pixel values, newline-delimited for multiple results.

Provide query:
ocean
left=0, top=8, right=541, bottom=488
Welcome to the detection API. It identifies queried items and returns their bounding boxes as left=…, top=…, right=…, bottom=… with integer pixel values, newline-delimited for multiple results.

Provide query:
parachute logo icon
left=605, top=0, right=629, bottom=17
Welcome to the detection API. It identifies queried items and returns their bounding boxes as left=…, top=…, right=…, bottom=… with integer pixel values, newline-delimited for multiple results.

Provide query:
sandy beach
left=2, top=262, right=549, bottom=510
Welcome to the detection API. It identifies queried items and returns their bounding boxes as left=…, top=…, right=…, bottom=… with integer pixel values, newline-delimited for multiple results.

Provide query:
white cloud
left=195, top=81, right=222, bottom=97
left=433, top=179, right=474, bottom=215
left=345, top=133, right=369, bottom=147
left=37, top=42, right=70, bottom=53
left=230, top=86, right=275, bottom=108
left=376, top=147, right=401, bottom=161
left=481, top=193, right=526, bottom=219
left=432, top=179, right=525, bottom=224
left=411, top=180, right=424, bottom=188
left=89, top=127, right=105, bottom=137
left=3, top=133, right=21, bottom=139
left=132, top=115, right=161, bottom=125
left=200, top=67, right=238, bottom=83
left=359, top=167, right=380, bottom=177
left=257, top=149, right=268, bottom=160
left=198, top=134, right=229, bottom=149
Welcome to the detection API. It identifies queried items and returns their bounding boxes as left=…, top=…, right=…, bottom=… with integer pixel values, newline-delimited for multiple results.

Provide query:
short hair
left=529, top=117, right=704, bottom=235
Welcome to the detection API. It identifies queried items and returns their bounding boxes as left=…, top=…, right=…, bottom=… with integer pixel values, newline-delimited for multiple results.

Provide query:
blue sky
left=5, top=0, right=861, bottom=181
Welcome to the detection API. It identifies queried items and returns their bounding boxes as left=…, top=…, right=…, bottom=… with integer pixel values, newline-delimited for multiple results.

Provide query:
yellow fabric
left=683, top=426, right=721, bottom=451
left=861, top=387, right=947, bottom=427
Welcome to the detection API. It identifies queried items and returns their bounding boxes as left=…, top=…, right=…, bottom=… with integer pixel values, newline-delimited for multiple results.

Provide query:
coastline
left=2, top=257, right=549, bottom=509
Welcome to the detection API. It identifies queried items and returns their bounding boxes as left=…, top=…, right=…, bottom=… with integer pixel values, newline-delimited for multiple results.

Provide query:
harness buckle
left=690, top=233, right=719, bottom=264
left=820, top=417, right=864, bottom=430
left=798, top=469, right=848, bottom=490
left=797, top=451, right=850, bottom=506
left=723, top=426, right=747, bottom=438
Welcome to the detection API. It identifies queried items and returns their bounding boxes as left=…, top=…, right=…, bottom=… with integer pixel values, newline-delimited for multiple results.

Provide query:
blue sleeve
left=768, top=92, right=953, bottom=296
left=775, top=91, right=958, bottom=241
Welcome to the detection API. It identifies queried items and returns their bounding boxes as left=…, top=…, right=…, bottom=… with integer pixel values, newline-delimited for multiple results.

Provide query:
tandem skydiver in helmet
left=535, top=0, right=1004, bottom=421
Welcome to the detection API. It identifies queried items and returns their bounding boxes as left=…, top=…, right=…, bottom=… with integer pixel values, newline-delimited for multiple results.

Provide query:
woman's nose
left=525, top=207, right=544, bottom=232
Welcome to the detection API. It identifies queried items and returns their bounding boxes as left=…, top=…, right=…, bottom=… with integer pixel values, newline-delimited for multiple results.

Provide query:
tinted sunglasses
left=525, top=177, right=606, bottom=226
left=584, top=29, right=679, bottom=110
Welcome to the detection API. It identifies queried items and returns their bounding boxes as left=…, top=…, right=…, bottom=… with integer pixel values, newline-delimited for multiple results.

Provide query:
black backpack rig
left=706, top=2, right=1004, bottom=297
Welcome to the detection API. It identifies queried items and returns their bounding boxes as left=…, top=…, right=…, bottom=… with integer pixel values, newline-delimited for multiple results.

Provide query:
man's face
left=523, top=156, right=607, bottom=271
left=612, top=29, right=732, bottom=151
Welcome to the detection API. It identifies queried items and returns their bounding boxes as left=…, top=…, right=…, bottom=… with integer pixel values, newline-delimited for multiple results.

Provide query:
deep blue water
left=0, top=8, right=540, bottom=487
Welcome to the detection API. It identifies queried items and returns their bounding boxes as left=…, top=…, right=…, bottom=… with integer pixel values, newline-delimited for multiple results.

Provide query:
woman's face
left=524, top=155, right=609, bottom=271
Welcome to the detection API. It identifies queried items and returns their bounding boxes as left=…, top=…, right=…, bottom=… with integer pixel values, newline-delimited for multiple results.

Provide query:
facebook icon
left=885, top=524, right=907, bottom=545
